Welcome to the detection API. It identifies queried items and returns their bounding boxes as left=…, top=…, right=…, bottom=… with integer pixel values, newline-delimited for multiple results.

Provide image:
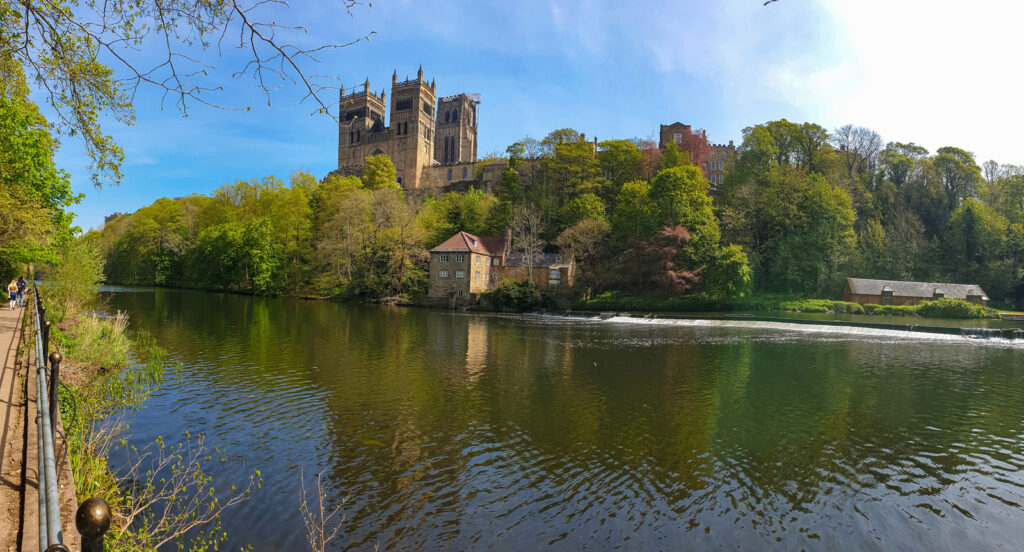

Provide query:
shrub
left=916, top=298, right=1000, bottom=319
left=483, top=279, right=545, bottom=312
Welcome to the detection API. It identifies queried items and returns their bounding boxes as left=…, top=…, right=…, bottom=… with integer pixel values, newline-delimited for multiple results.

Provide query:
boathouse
left=841, top=277, right=989, bottom=306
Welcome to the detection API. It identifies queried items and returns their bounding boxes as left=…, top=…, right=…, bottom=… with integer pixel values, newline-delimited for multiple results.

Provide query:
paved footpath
left=0, top=303, right=28, bottom=551
left=0, top=303, right=79, bottom=552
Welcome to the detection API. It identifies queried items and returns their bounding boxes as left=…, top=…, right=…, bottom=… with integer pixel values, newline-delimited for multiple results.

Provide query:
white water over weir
left=542, top=311, right=1024, bottom=346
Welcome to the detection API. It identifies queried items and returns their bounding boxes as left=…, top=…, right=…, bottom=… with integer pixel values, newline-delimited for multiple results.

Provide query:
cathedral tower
left=434, top=94, right=479, bottom=165
left=337, top=78, right=387, bottom=170
left=387, top=65, right=435, bottom=187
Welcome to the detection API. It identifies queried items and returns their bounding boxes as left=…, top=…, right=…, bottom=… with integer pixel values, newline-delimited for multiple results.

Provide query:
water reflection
left=106, top=289, right=1024, bottom=550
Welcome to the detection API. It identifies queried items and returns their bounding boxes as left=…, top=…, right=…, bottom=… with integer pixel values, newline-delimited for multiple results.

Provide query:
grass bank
left=576, top=291, right=1001, bottom=320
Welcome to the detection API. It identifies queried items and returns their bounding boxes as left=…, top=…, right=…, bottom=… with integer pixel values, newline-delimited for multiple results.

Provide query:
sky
left=49, top=0, right=1024, bottom=231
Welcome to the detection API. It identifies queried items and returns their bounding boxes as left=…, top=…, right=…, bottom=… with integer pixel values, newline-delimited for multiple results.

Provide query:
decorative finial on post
left=76, top=498, right=111, bottom=552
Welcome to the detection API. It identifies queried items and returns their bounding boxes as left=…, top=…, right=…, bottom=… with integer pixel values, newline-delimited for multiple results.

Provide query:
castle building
left=659, top=122, right=735, bottom=191
left=336, top=66, right=479, bottom=190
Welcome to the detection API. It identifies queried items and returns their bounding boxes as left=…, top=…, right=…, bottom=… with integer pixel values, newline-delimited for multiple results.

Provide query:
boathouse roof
left=845, top=278, right=988, bottom=301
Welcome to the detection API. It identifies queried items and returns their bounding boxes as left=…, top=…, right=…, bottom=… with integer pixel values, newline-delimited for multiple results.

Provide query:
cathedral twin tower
left=336, top=66, right=479, bottom=189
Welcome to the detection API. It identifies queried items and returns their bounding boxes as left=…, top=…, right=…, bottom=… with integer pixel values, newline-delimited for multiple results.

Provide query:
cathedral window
left=447, top=168, right=452, bottom=180
left=403, top=122, right=408, bottom=135
left=445, top=111, right=450, bottom=123
left=453, top=109, right=459, bottom=123
left=396, top=98, right=413, bottom=111
left=462, top=167, right=468, bottom=179
left=349, top=131, right=354, bottom=144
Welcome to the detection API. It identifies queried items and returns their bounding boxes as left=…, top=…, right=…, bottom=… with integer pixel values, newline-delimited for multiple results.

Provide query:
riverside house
left=428, top=231, right=575, bottom=304
left=841, top=277, right=989, bottom=306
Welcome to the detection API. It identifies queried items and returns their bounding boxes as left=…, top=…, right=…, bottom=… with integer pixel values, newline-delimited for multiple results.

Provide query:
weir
left=553, top=311, right=1024, bottom=343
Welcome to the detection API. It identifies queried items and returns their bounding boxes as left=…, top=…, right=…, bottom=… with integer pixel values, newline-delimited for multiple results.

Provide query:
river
left=103, top=287, right=1024, bottom=550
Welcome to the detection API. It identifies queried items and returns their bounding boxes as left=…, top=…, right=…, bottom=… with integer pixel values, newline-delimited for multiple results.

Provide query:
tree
left=705, top=245, right=753, bottom=302
left=933, top=146, right=982, bottom=211
left=660, top=142, right=685, bottom=170
left=597, top=140, right=644, bottom=189
left=362, top=154, right=399, bottom=190
left=2, top=0, right=373, bottom=185
left=649, top=166, right=721, bottom=264
left=610, top=180, right=659, bottom=243
left=631, top=225, right=702, bottom=293
left=0, top=81, right=81, bottom=262
left=831, top=124, right=882, bottom=177
left=555, top=218, right=612, bottom=297
left=510, top=205, right=545, bottom=272
left=557, top=193, right=607, bottom=234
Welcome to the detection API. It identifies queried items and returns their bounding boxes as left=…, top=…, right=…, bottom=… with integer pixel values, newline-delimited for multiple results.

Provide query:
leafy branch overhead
left=0, top=0, right=374, bottom=186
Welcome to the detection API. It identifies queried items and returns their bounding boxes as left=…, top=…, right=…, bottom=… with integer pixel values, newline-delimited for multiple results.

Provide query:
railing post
left=48, top=352, right=62, bottom=437
left=43, top=320, right=51, bottom=366
left=76, top=498, right=111, bottom=552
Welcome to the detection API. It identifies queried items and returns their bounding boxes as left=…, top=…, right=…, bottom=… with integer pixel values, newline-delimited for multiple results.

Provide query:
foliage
left=482, top=279, right=545, bottom=312
left=1, top=0, right=372, bottom=186
left=45, top=239, right=106, bottom=321
left=362, top=154, right=400, bottom=190
left=914, top=298, right=1000, bottom=319
left=649, top=166, right=721, bottom=264
left=0, top=84, right=81, bottom=263
left=705, top=245, right=753, bottom=301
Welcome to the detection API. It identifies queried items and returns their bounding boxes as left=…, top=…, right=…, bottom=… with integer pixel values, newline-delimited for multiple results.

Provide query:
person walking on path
left=16, top=277, right=26, bottom=308
left=6, top=281, right=16, bottom=311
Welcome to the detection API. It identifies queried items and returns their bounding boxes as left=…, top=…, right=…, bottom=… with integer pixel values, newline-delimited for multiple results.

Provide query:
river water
left=104, top=287, right=1024, bottom=550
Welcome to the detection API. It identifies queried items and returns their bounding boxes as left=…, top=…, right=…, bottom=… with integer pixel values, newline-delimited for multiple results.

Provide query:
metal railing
left=30, top=284, right=111, bottom=552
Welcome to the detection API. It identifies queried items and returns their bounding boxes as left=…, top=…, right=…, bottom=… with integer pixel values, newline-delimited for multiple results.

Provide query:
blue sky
left=52, top=0, right=1024, bottom=230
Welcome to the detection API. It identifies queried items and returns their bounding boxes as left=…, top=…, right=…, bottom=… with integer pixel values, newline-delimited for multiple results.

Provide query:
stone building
left=658, top=122, right=735, bottom=191
left=841, top=277, right=989, bottom=306
left=335, top=66, right=479, bottom=190
left=428, top=230, right=575, bottom=305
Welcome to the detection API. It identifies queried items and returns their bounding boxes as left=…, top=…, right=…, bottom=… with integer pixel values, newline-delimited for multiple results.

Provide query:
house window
left=549, top=269, right=561, bottom=280
left=456, top=270, right=466, bottom=278
left=475, top=271, right=481, bottom=280
left=457, top=290, right=464, bottom=298
left=881, top=290, right=894, bottom=305
left=439, top=270, right=449, bottom=278
left=439, top=254, right=449, bottom=262
left=455, top=254, right=465, bottom=262
left=673, top=132, right=682, bottom=144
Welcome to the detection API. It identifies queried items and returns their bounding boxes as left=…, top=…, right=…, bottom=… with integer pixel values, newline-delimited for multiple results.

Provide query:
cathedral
left=336, top=66, right=480, bottom=189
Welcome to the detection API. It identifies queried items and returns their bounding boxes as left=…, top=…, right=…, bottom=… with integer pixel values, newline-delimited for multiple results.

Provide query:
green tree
left=362, top=154, right=399, bottom=190
left=610, top=180, right=659, bottom=243
left=557, top=193, right=607, bottom=234
left=649, top=166, right=721, bottom=264
left=597, top=140, right=644, bottom=189
left=934, top=146, right=983, bottom=212
left=705, top=245, right=753, bottom=302
left=0, top=86, right=81, bottom=262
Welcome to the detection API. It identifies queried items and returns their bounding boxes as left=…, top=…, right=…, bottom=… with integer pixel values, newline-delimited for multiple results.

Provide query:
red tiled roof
left=430, top=231, right=506, bottom=256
